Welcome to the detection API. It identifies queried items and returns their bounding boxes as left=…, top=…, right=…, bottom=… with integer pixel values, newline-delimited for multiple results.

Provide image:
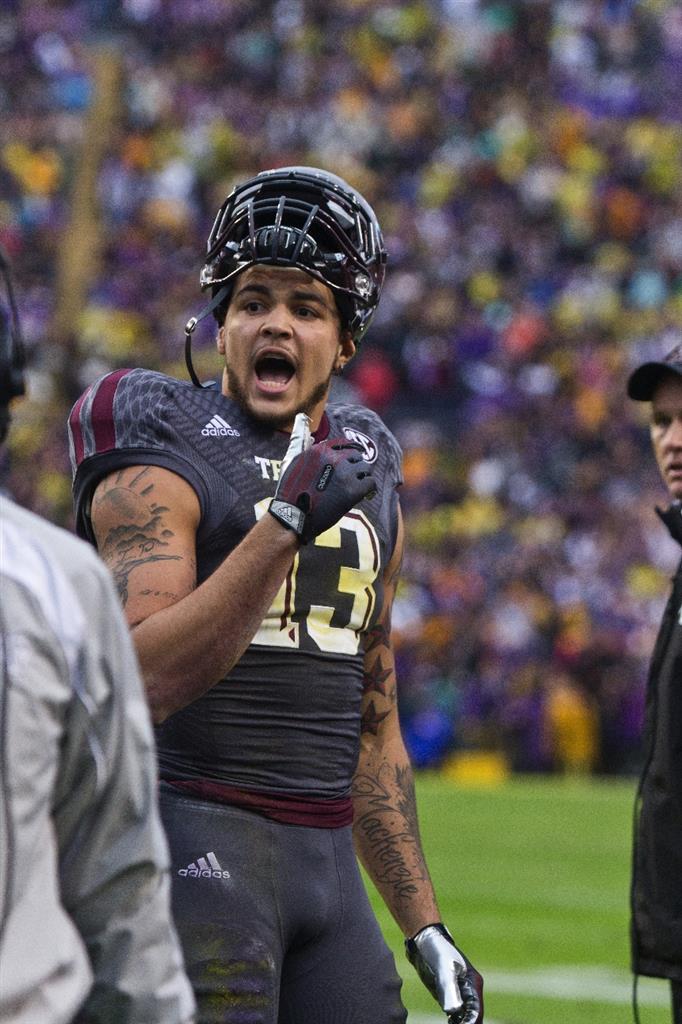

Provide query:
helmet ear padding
left=200, top=167, right=387, bottom=346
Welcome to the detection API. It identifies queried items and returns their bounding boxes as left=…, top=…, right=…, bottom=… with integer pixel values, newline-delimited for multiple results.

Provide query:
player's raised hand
left=269, top=417, right=375, bottom=543
left=406, top=924, right=483, bottom=1024
left=279, top=412, right=313, bottom=476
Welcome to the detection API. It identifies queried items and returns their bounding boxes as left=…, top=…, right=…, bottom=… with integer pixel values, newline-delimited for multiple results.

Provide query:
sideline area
left=370, top=776, right=670, bottom=1024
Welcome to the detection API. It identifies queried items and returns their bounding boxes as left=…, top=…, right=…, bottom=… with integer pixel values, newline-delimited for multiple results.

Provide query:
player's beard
left=224, top=365, right=333, bottom=429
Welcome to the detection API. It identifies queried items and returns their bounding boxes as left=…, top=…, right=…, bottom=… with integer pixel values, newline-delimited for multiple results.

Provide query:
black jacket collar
left=657, top=501, right=682, bottom=547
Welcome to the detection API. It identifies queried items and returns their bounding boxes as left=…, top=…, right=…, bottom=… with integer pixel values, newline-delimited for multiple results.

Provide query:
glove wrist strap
left=269, top=499, right=306, bottom=540
left=407, top=922, right=451, bottom=952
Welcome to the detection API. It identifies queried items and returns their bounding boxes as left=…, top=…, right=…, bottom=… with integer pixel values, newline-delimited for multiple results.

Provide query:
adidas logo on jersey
left=178, top=851, right=231, bottom=880
left=201, top=415, right=240, bottom=437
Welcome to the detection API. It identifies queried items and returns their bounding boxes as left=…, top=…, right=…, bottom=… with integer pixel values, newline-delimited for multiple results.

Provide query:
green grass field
left=364, top=773, right=672, bottom=1024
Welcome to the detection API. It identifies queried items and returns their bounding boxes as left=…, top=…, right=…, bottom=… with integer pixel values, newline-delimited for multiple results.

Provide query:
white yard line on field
left=484, top=965, right=669, bottom=1006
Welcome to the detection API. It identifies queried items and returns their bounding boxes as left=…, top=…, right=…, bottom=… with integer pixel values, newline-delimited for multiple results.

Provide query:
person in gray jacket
left=0, top=247, right=196, bottom=1024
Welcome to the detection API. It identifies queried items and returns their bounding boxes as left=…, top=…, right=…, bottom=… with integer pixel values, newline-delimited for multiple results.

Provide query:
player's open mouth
left=255, top=352, right=296, bottom=393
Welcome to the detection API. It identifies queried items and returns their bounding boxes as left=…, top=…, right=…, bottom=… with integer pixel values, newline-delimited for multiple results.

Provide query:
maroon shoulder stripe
left=89, top=368, right=131, bottom=455
left=68, top=386, right=91, bottom=466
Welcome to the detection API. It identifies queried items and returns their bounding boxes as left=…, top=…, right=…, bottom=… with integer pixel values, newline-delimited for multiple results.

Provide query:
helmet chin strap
left=184, top=284, right=231, bottom=388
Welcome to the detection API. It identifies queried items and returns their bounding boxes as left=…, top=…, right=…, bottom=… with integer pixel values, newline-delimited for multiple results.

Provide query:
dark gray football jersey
left=69, top=368, right=403, bottom=801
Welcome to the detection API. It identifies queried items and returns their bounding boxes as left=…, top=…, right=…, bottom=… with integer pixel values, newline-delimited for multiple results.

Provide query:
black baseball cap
left=627, top=345, right=682, bottom=401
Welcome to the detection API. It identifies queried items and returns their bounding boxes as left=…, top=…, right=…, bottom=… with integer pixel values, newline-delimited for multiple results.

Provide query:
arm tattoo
left=94, top=479, right=182, bottom=605
left=364, top=621, right=389, bottom=654
left=97, top=466, right=152, bottom=494
left=394, top=763, right=420, bottom=837
left=139, top=588, right=181, bottom=601
left=361, top=645, right=396, bottom=734
left=363, top=655, right=392, bottom=696
left=361, top=655, right=396, bottom=733
left=353, top=761, right=427, bottom=906
left=105, top=536, right=180, bottom=605
left=360, top=699, right=392, bottom=735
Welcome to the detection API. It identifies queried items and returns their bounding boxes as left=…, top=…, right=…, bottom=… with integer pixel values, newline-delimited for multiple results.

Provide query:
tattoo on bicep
left=111, top=553, right=181, bottom=605
left=353, top=763, right=427, bottom=904
left=129, top=467, right=152, bottom=488
left=96, top=467, right=153, bottom=498
left=98, top=502, right=182, bottom=605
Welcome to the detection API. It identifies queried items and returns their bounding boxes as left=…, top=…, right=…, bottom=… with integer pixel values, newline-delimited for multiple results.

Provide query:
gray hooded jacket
left=0, top=495, right=195, bottom=1023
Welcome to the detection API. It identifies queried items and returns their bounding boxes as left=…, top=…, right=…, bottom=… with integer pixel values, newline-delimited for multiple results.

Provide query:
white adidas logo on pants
left=178, top=851, right=230, bottom=879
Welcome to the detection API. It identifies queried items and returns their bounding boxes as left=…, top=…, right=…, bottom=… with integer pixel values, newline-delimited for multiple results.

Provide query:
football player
left=68, top=167, right=483, bottom=1024
left=0, top=247, right=195, bottom=1023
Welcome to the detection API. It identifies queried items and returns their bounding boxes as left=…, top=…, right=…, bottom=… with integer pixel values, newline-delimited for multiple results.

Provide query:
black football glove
left=269, top=413, right=375, bottom=543
left=405, top=923, right=483, bottom=1024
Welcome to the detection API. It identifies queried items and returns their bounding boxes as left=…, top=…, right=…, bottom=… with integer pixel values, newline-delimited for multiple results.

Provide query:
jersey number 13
left=252, top=500, right=381, bottom=655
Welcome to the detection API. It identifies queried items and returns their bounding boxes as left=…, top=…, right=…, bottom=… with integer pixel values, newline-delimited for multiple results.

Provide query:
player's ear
left=217, top=326, right=226, bottom=355
left=335, top=330, right=355, bottom=373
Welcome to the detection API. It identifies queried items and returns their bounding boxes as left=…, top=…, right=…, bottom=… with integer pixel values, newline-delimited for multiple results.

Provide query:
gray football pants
left=159, top=783, right=407, bottom=1024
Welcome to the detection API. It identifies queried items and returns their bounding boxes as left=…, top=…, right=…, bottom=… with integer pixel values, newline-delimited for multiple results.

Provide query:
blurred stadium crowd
left=2, top=0, right=682, bottom=775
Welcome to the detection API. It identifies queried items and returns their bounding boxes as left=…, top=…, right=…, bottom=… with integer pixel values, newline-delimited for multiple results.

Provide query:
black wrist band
left=269, top=500, right=306, bottom=540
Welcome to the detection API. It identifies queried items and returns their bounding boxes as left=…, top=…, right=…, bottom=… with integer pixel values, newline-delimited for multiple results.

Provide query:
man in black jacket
left=628, top=345, right=682, bottom=1022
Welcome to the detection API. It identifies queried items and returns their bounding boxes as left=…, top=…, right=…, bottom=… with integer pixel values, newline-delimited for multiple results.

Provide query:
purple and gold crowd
left=3, top=0, right=682, bottom=774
